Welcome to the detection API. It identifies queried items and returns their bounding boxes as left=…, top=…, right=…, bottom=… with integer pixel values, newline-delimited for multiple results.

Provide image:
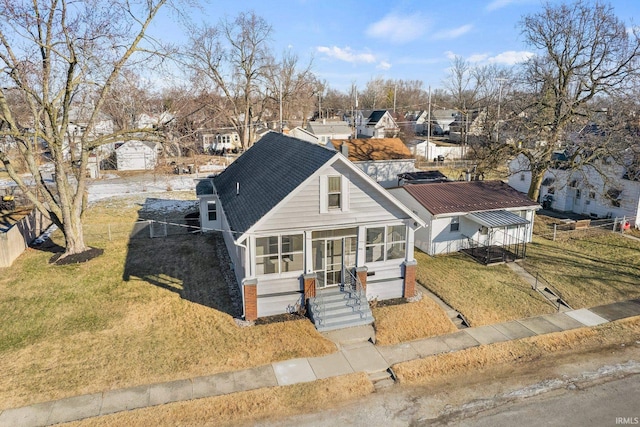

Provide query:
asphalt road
left=260, top=344, right=640, bottom=427
left=452, top=373, right=640, bottom=427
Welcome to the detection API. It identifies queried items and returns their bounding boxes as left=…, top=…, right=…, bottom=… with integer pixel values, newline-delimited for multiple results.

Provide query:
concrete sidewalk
left=1, top=299, right=639, bottom=427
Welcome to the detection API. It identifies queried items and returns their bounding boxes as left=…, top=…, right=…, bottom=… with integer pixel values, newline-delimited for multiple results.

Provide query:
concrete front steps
left=308, top=287, right=373, bottom=332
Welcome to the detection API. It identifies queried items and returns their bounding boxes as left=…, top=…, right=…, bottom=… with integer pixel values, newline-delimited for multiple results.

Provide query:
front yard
left=415, top=217, right=640, bottom=327
left=0, top=192, right=335, bottom=410
left=3, top=194, right=638, bottom=412
left=415, top=251, right=556, bottom=327
left=522, top=231, right=640, bottom=308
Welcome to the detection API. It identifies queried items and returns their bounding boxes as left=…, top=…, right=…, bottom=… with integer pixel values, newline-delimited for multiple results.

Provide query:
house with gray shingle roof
left=389, top=180, right=539, bottom=264
left=195, top=132, right=424, bottom=330
left=355, top=110, right=399, bottom=138
left=305, top=120, right=352, bottom=145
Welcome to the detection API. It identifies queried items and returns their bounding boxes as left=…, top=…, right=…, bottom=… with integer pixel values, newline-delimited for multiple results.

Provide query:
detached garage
left=116, top=140, right=159, bottom=171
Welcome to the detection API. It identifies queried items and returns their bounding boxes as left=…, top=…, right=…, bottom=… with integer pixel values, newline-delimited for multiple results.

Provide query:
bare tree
left=510, top=0, right=640, bottom=201
left=187, top=12, right=273, bottom=150
left=0, top=0, right=170, bottom=259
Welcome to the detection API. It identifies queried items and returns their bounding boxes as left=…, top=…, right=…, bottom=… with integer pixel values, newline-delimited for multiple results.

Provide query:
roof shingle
left=213, top=132, right=337, bottom=235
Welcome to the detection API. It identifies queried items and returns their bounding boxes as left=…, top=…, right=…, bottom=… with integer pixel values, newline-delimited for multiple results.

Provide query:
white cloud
left=366, top=13, right=428, bottom=44
left=432, top=24, right=472, bottom=40
left=377, top=61, right=392, bottom=70
left=488, top=50, right=534, bottom=65
left=468, top=53, right=489, bottom=63
left=443, top=50, right=534, bottom=66
left=316, top=46, right=376, bottom=64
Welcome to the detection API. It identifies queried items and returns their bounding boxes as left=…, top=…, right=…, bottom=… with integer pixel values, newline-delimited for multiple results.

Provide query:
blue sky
left=152, top=0, right=640, bottom=92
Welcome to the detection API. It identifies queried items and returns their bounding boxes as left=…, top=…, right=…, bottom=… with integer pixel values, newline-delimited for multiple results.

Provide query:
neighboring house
left=389, top=180, right=539, bottom=264
left=355, top=110, right=400, bottom=138
left=431, top=109, right=458, bottom=135
left=115, top=140, right=159, bottom=171
left=288, top=126, right=319, bottom=144
left=410, top=139, right=465, bottom=161
left=195, top=132, right=424, bottom=330
left=508, top=153, right=640, bottom=227
left=305, top=120, right=352, bottom=145
left=407, top=109, right=457, bottom=136
left=201, top=131, right=241, bottom=154
left=136, top=112, right=174, bottom=130
left=331, top=138, right=415, bottom=188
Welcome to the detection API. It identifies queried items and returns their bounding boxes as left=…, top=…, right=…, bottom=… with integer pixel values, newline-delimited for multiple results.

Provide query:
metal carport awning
left=466, top=210, right=530, bottom=228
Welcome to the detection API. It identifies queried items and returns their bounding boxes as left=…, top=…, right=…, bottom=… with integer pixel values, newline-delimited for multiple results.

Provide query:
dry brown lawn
left=63, top=373, right=373, bottom=427
left=0, top=192, right=335, bottom=410
left=415, top=251, right=555, bottom=327
left=393, top=315, right=640, bottom=386
left=525, top=224, right=640, bottom=308
left=372, top=297, right=458, bottom=346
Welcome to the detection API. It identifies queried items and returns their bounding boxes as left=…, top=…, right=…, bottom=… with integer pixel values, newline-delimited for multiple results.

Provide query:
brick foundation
left=403, top=260, right=417, bottom=299
left=243, top=279, right=258, bottom=321
left=355, top=266, right=368, bottom=291
left=303, top=273, right=316, bottom=300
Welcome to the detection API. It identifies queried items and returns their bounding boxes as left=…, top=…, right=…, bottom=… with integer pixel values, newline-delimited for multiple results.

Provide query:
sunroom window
left=366, top=225, right=406, bottom=262
left=256, top=234, right=303, bottom=275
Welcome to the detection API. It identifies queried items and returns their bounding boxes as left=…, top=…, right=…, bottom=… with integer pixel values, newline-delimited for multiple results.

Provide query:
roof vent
left=236, top=182, right=240, bottom=196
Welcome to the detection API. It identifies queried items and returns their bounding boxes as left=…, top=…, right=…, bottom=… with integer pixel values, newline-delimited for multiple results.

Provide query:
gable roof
left=366, top=110, right=387, bottom=124
left=331, top=138, right=413, bottom=161
left=402, top=180, right=538, bottom=215
left=213, top=132, right=337, bottom=235
left=306, top=121, right=352, bottom=135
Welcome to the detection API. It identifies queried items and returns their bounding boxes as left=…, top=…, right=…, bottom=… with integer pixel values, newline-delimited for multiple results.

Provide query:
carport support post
left=243, top=279, right=258, bottom=321
left=402, top=260, right=418, bottom=299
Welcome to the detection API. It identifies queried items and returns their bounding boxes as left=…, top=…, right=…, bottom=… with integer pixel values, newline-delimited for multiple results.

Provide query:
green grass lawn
left=522, top=231, right=640, bottom=308
left=415, top=251, right=556, bottom=327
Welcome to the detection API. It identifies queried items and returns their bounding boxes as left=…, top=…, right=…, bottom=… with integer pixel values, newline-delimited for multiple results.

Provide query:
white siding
left=356, top=159, right=415, bottom=188
left=367, top=278, right=404, bottom=300
left=388, top=187, right=432, bottom=254
left=257, top=161, right=411, bottom=232
left=116, top=141, right=157, bottom=171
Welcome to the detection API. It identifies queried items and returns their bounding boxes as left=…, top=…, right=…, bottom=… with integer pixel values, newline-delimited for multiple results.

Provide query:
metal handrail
left=311, top=282, right=325, bottom=327
left=343, top=267, right=367, bottom=319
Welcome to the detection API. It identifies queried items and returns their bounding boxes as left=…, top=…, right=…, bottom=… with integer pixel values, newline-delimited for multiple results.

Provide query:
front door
left=313, top=236, right=356, bottom=288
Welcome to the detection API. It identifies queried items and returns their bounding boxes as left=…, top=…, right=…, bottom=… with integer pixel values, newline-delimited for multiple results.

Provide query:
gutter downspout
left=235, top=236, right=249, bottom=320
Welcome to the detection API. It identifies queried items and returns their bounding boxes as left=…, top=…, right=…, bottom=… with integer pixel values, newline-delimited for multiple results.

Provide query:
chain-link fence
left=83, top=217, right=201, bottom=242
left=534, top=216, right=631, bottom=241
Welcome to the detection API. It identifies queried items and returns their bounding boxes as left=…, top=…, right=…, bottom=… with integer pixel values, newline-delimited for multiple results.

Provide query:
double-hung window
left=365, top=225, right=406, bottom=262
left=255, top=234, right=303, bottom=275
left=327, top=176, right=342, bottom=209
left=206, top=201, right=217, bottom=221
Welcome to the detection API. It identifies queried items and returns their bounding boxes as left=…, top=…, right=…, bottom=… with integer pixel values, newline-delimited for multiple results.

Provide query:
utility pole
left=496, top=78, right=507, bottom=143
left=426, top=86, right=431, bottom=160
left=393, top=83, right=397, bottom=113
left=279, top=81, right=283, bottom=133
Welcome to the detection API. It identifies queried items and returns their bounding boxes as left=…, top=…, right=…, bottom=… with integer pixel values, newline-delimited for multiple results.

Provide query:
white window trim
left=365, top=224, right=407, bottom=264
left=320, top=174, right=349, bottom=213
left=254, top=234, right=304, bottom=277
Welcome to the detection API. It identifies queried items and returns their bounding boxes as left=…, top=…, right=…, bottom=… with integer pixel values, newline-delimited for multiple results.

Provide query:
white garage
left=116, top=140, right=159, bottom=171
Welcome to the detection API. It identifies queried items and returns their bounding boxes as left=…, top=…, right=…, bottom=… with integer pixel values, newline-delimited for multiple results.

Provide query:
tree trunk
left=58, top=199, right=89, bottom=257
left=528, top=170, right=545, bottom=202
